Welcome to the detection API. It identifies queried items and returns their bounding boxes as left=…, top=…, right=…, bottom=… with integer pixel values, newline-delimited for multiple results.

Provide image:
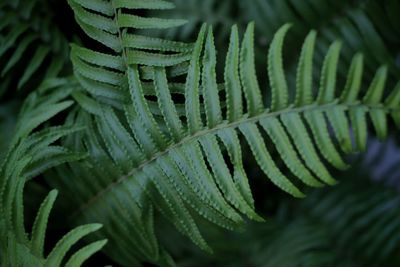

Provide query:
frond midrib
left=72, top=100, right=398, bottom=217
left=110, top=0, right=128, bottom=70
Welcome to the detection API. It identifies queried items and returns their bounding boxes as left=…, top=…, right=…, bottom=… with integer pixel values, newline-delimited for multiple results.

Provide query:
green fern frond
left=0, top=0, right=70, bottom=95
left=0, top=79, right=106, bottom=267
left=68, top=0, right=195, bottom=109
left=50, top=18, right=400, bottom=266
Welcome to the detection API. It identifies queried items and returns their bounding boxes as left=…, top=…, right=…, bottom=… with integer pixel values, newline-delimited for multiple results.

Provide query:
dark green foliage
left=168, top=148, right=400, bottom=267
left=244, top=0, right=400, bottom=85
left=1, top=0, right=400, bottom=266
left=44, top=0, right=400, bottom=265
left=0, top=81, right=106, bottom=266
left=0, top=101, right=19, bottom=161
left=143, top=0, right=235, bottom=42
left=0, top=0, right=70, bottom=96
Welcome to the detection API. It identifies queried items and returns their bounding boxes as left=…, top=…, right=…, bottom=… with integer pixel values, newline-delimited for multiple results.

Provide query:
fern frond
left=0, top=0, right=70, bottom=95
left=0, top=79, right=106, bottom=267
left=68, top=0, right=195, bottom=109
left=51, top=19, right=400, bottom=266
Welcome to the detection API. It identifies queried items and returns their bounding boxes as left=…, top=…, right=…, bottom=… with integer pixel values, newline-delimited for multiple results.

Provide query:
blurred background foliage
left=1, top=0, right=400, bottom=266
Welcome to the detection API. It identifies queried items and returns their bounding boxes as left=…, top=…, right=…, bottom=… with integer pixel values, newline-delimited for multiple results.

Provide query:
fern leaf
left=68, top=0, right=198, bottom=124
left=51, top=17, right=400, bottom=266
left=0, top=79, right=105, bottom=267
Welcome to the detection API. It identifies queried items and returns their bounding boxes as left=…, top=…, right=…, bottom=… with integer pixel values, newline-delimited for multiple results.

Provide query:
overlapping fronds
left=68, top=0, right=195, bottom=108
left=0, top=79, right=106, bottom=267
left=0, top=0, right=70, bottom=95
left=0, top=1, right=398, bottom=266
left=141, top=0, right=400, bottom=83
left=49, top=12, right=400, bottom=265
